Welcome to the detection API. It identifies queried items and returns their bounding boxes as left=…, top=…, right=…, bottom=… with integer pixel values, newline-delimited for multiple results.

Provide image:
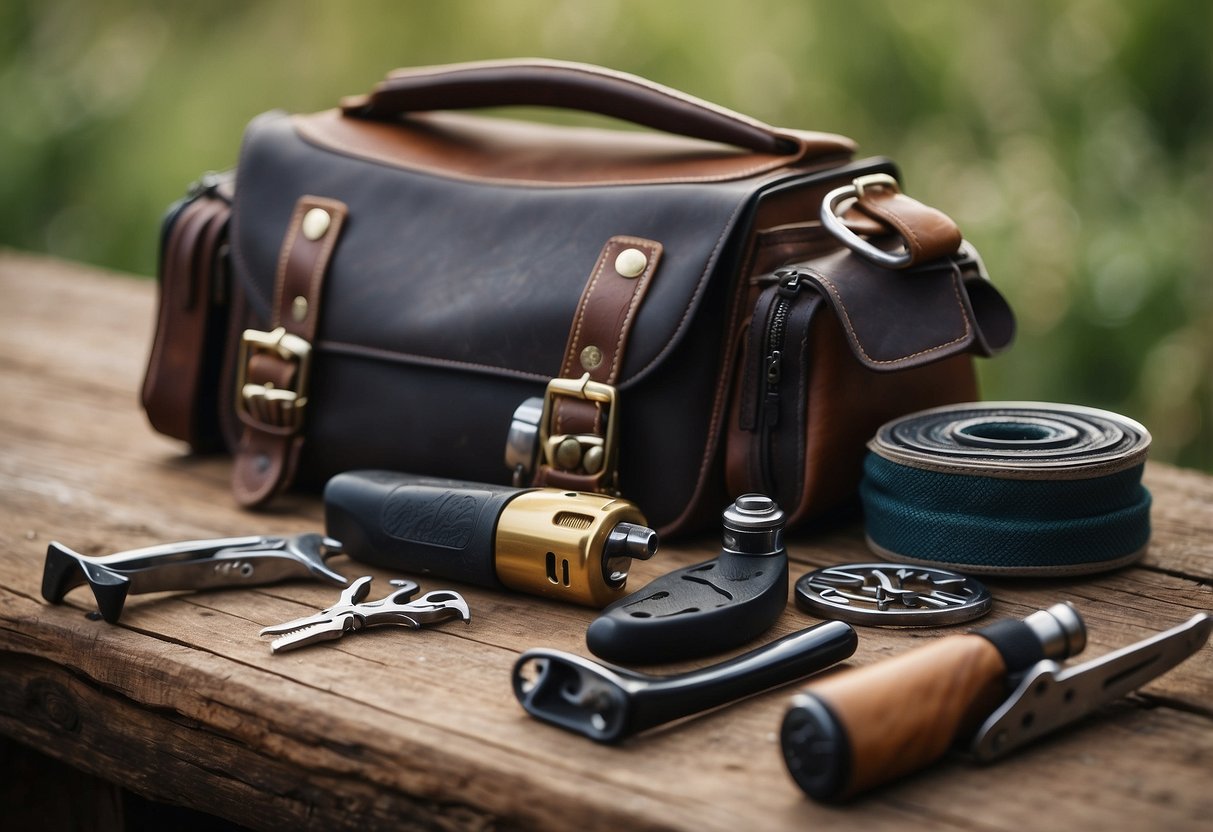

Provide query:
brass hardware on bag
left=614, top=247, right=648, bottom=278
left=850, top=172, right=899, bottom=199
left=582, top=445, right=604, bottom=475
left=290, top=296, right=309, bottom=322
left=301, top=207, right=332, bottom=241
left=579, top=344, right=604, bottom=371
left=539, top=373, right=620, bottom=490
left=236, top=326, right=313, bottom=431
left=555, top=437, right=583, bottom=469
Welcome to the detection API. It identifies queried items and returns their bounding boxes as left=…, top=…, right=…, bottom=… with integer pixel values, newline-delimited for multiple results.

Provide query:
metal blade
left=972, top=613, right=1211, bottom=761
left=259, top=611, right=333, bottom=637
left=268, top=615, right=355, bottom=654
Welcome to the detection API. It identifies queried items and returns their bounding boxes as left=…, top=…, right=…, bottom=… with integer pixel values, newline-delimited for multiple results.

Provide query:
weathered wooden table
left=1, top=251, right=1210, bottom=831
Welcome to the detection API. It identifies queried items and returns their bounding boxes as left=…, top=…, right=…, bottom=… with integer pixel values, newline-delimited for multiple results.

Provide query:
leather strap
left=534, top=236, right=661, bottom=492
left=853, top=185, right=962, bottom=266
left=232, top=195, right=348, bottom=507
left=342, top=59, right=806, bottom=158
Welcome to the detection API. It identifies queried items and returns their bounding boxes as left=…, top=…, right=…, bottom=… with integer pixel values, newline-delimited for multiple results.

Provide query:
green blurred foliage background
left=1, top=0, right=1209, bottom=469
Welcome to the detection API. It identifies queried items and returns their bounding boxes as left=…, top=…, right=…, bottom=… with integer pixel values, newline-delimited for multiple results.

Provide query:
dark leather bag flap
left=795, top=248, right=1015, bottom=371
left=228, top=110, right=818, bottom=388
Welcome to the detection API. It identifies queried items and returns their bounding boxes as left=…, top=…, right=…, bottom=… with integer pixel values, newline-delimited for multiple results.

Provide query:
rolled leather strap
left=860, top=402, right=1152, bottom=576
left=232, top=195, right=348, bottom=507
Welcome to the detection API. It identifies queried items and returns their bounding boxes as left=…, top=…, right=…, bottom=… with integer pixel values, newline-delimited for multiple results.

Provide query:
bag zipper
left=757, top=269, right=804, bottom=494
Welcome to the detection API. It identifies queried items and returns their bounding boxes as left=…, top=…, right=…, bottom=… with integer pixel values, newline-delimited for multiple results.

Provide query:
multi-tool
left=259, top=575, right=471, bottom=653
left=781, top=603, right=1211, bottom=801
left=42, top=533, right=347, bottom=623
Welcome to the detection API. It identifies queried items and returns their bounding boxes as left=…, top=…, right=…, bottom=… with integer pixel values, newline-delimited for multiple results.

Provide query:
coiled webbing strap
left=860, top=402, right=1152, bottom=576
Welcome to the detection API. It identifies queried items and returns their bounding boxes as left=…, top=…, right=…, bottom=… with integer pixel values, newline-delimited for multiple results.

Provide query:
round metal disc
left=794, top=563, right=992, bottom=627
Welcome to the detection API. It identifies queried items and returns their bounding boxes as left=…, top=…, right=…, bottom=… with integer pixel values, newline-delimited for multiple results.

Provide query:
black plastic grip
left=324, top=470, right=521, bottom=589
left=516, top=621, right=858, bottom=743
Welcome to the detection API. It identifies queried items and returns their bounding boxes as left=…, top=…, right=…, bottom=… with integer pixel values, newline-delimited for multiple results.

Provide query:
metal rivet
left=582, top=445, right=604, bottom=475
left=580, top=345, right=604, bottom=371
left=556, top=438, right=583, bottom=470
left=614, top=248, right=647, bottom=278
left=301, top=208, right=331, bottom=241
left=290, top=296, right=309, bottom=322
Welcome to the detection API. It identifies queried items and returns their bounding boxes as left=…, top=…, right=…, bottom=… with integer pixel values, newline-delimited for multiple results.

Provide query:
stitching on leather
left=630, top=196, right=750, bottom=380
left=272, top=201, right=307, bottom=325
left=557, top=241, right=611, bottom=435
left=809, top=266, right=971, bottom=365
left=562, top=243, right=612, bottom=379
left=319, top=339, right=553, bottom=382
left=608, top=236, right=660, bottom=382
left=304, top=197, right=347, bottom=329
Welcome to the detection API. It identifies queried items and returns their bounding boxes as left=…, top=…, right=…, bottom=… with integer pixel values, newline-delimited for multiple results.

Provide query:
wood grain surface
left=1, top=250, right=1210, bottom=831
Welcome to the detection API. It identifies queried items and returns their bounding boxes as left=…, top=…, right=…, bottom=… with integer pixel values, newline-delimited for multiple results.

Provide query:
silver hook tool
left=971, top=612, right=1212, bottom=761
left=42, top=533, right=347, bottom=624
left=259, top=576, right=471, bottom=653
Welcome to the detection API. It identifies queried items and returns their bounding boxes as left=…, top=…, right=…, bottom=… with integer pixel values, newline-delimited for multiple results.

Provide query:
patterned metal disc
left=794, top=563, right=992, bottom=627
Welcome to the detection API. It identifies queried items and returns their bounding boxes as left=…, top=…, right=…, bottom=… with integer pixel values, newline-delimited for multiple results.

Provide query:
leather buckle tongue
left=537, top=373, right=620, bottom=494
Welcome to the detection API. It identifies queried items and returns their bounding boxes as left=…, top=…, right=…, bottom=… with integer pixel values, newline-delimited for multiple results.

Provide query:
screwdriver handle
left=781, top=603, right=1086, bottom=802
left=782, top=633, right=1006, bottom=801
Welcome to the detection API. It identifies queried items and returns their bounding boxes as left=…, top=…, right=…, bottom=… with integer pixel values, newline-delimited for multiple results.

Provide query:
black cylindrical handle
left=324, top=470, right=519, bottom=589
left=628, top=621, right=858, bottom=735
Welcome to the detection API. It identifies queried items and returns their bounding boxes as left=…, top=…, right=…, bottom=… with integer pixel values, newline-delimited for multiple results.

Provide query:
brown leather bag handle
left=341, top=59, right=806, bottom=158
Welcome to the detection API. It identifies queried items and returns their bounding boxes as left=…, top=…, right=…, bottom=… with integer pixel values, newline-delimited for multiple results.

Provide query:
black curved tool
left=515, top=621, right=857, bottom=743
left=586, top=495, right=788, bottom=664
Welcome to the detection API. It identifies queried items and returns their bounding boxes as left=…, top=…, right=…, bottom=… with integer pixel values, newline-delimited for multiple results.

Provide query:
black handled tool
left=514, top=621, right=857, bottom=743
left=781, top=604, right=1212, bottom=802
left=324, top=471, right=657, bottom=607
left=585, top=494, right=787, bottom=663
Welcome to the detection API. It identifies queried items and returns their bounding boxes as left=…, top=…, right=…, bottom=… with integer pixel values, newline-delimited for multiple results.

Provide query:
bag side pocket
left=141, top=173, right=234, bottom=451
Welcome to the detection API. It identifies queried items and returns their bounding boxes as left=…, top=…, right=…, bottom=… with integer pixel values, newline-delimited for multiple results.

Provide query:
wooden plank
left=1, top=252, right=1211, bottom=831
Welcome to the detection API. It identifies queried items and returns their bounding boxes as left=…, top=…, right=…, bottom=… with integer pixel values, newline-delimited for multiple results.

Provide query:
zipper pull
left=764, top=349, right=781, bottom=427
left=766, top=350, right=782, bottom=385
left=777, top=268, right=804, bottom=298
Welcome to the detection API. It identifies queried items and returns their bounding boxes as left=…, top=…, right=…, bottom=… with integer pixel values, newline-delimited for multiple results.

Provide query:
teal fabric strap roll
left=861, top=402, right=1152, bottom=576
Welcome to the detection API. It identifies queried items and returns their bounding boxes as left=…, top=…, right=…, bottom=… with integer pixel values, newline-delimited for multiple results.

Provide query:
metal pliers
left=260, top=576, right=471, bottom=653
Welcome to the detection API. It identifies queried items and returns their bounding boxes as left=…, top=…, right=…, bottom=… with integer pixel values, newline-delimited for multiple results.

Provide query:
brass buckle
left=538, top=373, right=620, bottom=491
left=236, top=326, right=312, bottom=432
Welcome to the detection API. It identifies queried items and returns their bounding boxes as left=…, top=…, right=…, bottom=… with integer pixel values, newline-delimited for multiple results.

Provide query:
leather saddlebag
left=141, top=59, right=1014, bottom=534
